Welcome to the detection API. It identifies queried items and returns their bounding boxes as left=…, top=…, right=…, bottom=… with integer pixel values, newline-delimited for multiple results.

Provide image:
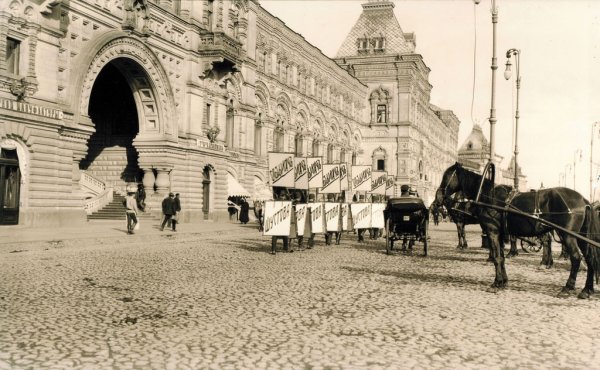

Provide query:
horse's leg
left=577, top=240, right=595, bottom=299
left=557, top=234, right=582, bottom=297
left=455, top=224, right=463, bottom=249
left=486, top=228, right=507, bottom=290
left=507, top=235, right=518, bottom=258
left=462, top=223, right=468, bottom=249
left=540, top=234, right=553, bottom=269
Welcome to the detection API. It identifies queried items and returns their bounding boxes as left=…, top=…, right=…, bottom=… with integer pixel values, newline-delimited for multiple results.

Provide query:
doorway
left=202, top=166, right=211, bottom=220
left=0, top=148, right=20, bottom=225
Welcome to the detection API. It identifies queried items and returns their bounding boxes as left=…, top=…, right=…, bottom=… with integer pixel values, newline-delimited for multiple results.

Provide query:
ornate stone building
left=333, top=0, right=460, bottom=205
left=0, top=0, right=366, bottom=226
left=0, top=0, right=461, bottom=227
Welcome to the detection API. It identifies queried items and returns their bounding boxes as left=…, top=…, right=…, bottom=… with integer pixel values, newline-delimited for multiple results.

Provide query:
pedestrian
left=135, top=183, right=146, bottom=212
left=124, top=191, right=139, bottom=235
left=172, top=193, right=181, bottom=231
left=239, top=198, right=249, bottom=224
left=160, top=192, right=177, bottom=231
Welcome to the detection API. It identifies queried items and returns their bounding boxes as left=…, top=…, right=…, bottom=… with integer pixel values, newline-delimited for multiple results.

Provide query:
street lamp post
left=474, top=0, right=498, bottom=164
left=564, top=164, right=572, bottom=188
left=504, top=48, right=521, bottom=190
left=573, top=149, right=582, bottom=191
left=591, top=121, right=600, bottom=200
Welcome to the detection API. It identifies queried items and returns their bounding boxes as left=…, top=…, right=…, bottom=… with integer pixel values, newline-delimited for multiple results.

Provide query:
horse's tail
left=585, top=204, right=600, bottom=283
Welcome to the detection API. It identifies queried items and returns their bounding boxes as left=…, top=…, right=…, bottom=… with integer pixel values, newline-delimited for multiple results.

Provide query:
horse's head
left=436, top=162, right=462, bottom=204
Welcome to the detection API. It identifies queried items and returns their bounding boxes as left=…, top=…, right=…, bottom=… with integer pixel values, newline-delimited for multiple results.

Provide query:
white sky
left=260, top=0, right=600, bottom=198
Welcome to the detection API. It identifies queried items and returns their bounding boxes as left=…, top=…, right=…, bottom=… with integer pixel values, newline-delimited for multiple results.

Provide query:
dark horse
left=436, top=162, right=600, bottom=298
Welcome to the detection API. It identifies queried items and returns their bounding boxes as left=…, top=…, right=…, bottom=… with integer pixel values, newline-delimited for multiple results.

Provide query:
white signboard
left=325, top=203, right=341, bottom=232
left=351, top=165, right=372, bottom=192
left=268, top=153, right=294, bottom=188
left=309, top=202, right=325, bottom=233
left=371, top=203, right=386, bottom=229
left=307, top=157, right=323, bottom=189
left=341, top=203, right=351, bottom=231
left=294, top=157, right=308, bottom=189
left=321, top=164, right=341, bottom=194
left=263, top=201, right=293, bottom=236
left=385, top=176, right=395, bottom=197
left=351, top=203, right=372, bottom=229
left=295, top=203, right=309, bottom=237
left=339, top=163, right=349, bottom=191
left=370, top=171, right=387, bottom=195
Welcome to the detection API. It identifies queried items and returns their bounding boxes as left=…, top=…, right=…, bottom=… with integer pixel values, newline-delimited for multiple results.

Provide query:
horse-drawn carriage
left=384, top=197, right=429, bottom=256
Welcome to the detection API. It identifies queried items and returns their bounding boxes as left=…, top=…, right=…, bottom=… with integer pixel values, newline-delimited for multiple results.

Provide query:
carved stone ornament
left=206, top=126, right=220, bottom=143
left=10, top=78, right=27, bottom=101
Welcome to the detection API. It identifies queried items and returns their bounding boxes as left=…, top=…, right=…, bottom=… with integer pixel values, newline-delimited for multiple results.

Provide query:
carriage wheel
left=385, top=218, right=392, bottom=255
left=520, top=238, right=542, bottom=253
left=422, top=219, right=429, bottom=257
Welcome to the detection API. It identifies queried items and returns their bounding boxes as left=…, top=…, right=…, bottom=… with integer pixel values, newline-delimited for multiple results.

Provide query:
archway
left=80, top=60, right=143, bottom=189
left=202, top=165, right=214, bottom=220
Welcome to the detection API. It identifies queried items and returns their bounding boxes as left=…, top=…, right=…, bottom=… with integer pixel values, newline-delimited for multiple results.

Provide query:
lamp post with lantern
left=504, top=48, right=521, bottom=190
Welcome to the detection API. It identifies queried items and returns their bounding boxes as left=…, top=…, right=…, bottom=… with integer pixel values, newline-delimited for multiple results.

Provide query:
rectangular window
left=6, top=38, right=20, bottom=75
left=204, top=103, right=211, bottom=127
left=377, top=104, right=387, bottom=123
left=377, top=159, right=385, bottom=171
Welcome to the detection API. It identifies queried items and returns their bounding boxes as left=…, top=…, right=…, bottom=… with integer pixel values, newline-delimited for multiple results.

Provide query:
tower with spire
left=334, top=0, right=460, bottom=203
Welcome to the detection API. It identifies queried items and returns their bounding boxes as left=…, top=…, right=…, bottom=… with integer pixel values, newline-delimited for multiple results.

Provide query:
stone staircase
left=87, top=191, right=160, bottom=222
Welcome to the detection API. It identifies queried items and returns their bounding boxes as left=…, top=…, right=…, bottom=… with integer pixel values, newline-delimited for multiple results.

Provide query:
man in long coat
left=160, top=192, right=177, bottom=231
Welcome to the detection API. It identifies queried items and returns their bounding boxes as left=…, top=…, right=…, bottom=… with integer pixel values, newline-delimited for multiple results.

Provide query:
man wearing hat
left=160, top=192, right=177, bottom=231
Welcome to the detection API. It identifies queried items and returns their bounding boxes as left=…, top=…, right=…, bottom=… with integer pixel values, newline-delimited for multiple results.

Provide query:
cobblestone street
left=1, top=222, right=599, bottom=369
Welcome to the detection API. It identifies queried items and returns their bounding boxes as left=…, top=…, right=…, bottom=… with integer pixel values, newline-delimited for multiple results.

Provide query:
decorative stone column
left=142, top=168, right=155, bottom=193
left=154, top=168, right=171, bottom=195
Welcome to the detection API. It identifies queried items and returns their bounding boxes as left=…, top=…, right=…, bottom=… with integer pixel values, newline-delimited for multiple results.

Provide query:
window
left=207, top=0, right=214, bottom=30
left=173, top=0, right=181, bottom=14
left=226, top=105, right=234, bottom=148
left=374, top=37, right=385, bottom=51
left=377, top=104, right=387, bottom=123
left=327, top=144, right=333, bottom=163
left=6, top=38, right=20, bottom=75
left=295, top=135, right=302, bottom=156
left=254, top=118, right=262, bottom=155
left=357, top=38, right=368, bottom=53
left=352, top=153, right=357, bottom=165
left=204, top=103, right=211, bottom=127
left=274, top=128, right=284, bottom=152
left=377, top=159, right=385, bottom=171
left=312, top=140, right=319, bottom=157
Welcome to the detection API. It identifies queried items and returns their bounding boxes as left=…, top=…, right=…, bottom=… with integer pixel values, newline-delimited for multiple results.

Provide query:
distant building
left=458, top=124, right=528, bottom=190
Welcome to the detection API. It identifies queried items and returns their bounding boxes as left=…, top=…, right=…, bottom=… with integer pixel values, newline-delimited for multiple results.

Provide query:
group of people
left=123, top=186, right=182, bottom=234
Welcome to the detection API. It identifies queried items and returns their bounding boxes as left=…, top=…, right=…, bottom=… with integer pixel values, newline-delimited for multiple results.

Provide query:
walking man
left=124, top=191, right=139, bottom=234
left=172, top=193, right=182, bottom=231
left=160, top=192, right=177, bottom=231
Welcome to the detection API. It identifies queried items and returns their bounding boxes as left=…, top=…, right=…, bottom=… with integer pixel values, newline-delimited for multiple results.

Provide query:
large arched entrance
left=80, top=59, right=142, bottom=187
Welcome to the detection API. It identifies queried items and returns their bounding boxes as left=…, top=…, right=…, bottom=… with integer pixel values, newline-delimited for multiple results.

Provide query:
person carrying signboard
left=270, top=191, right=294, bottom=253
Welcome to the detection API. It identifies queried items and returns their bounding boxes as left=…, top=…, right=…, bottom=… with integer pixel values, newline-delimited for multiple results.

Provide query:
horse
left=440, top=191, right=483, bottom=250
left=253, top=200, right=265, bottom=231
left=436, top=162, right=600, bottom=298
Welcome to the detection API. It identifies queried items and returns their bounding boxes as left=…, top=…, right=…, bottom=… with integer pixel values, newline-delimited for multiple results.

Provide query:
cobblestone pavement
left=1, top=222, right=600, bottom=369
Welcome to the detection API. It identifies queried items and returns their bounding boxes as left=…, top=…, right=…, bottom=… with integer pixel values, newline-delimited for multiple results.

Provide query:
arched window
left=418, top=160, right=424, bottom=180
left=254, top=113, right=262, bottom=155
left=369, top=86, right=391, bottom=125
left=274, top=125, right=284, bottom=152
left=312, top=140, right=319, bottom=157
left=226, top=102, right=234, bottom=148
left=327, top=144, right=334, bottom=163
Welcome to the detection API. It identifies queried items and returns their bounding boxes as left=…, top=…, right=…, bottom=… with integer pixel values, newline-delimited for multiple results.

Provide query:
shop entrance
left=0, top=148, right=20, bottom=225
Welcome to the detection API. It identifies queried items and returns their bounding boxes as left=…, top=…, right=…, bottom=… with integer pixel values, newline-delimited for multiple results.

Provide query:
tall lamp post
left=591, top=121, right=600, bottom=200
left=573, top=148, right=583, bottom=191
left=504, top=48, right=521, bottom=190
left=474, top=0, right=498, bottom=164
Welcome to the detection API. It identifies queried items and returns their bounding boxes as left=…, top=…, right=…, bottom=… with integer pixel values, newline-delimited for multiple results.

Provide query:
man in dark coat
left=172, top=193, right=182, bottom=231
left=160, top=192, right=177, bottom=231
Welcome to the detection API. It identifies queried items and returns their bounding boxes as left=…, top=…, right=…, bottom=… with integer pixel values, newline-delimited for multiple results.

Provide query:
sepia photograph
left=1, top=0, right=600, bottom=368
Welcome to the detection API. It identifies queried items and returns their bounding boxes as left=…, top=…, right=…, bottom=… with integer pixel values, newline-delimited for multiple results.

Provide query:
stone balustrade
left=83, top=187, right=113, bottom=215
left=80, top=171, right=106, bottom=195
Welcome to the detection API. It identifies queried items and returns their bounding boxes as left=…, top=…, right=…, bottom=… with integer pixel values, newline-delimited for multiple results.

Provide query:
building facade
left=334, top=0, right=459, bottom=205
left=0, top=0, right=457, bottom=227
